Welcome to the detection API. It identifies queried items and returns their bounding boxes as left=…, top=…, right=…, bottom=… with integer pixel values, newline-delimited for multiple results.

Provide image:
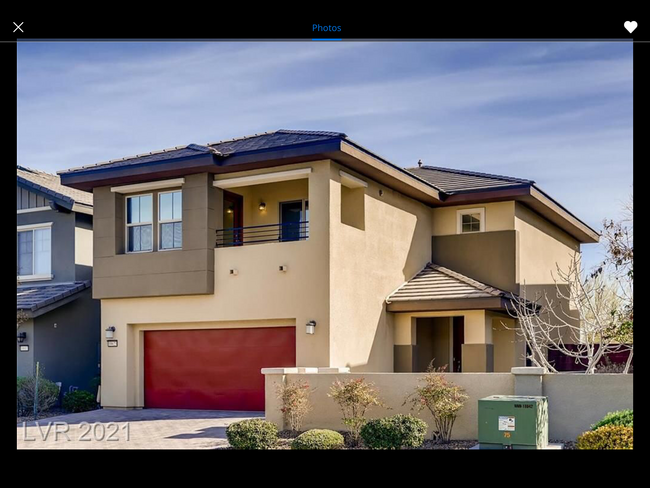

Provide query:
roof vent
left=417, top=159, right=423, bottom=168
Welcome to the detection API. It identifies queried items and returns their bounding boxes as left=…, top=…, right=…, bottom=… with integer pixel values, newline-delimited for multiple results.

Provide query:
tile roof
left=17, top=166, right=93, bottom=207
left=59, top=130, right=347, bottom=175
left=386, top=263, right=515, bottom=303
left=406, top=165, right=533, bottom=194
left=17, top=281, right=91, bottom=313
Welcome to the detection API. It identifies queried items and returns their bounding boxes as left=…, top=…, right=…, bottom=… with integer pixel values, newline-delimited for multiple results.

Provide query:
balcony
left=216, top=221, right=309, bottom=247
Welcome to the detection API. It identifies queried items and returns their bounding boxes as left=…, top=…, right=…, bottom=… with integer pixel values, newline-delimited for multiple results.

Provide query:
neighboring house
left=58, top=130, right=598, bottom=411
left=17, top=166, right=100, bottom=394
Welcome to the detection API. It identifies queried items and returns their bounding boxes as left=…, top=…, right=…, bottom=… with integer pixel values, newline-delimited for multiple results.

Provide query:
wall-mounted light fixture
left=105, top=326, right=116, bottom=339
left=17, top=332, right=27, bottom=343
left=226, top=205, right=234, bottom=214
left=306, top=320, right=317, bottom=335
left=259, top=202, right=267, bottom=211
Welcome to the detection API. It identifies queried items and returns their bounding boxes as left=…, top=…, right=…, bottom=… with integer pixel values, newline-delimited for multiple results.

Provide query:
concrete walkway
left=17, top=409, right=262, bottom=449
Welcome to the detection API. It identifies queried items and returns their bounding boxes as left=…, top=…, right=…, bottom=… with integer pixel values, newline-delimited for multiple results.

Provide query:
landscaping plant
left=291, top=429, right=345, bottom=450
left=577, top=425, right=633, bottom=450
left=591, top=409, right=633, bottom=430
left=62, top=390, right=97, bottom=413
left=226, top=419, right=278, bottom=450
left=17, top=372, right=60, bottom=418
left=360, top=414, right=427, bottom=450
left=405, top=366, right=467, bottom=443
left=329, top=378, right=385, bottom=445
left=276, top=379, right=311, bottom=433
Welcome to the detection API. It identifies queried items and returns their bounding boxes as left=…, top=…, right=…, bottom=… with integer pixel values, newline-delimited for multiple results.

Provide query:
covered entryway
left=388, top=263, right=527, bottom=373
left=144, top=327, right=295, bottom=411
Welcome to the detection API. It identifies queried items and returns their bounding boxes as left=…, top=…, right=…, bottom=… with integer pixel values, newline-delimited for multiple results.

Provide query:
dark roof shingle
left=17, top=281, right=91, bottom=313
left=387, top=263, right=515, bottom=303
left=406, top=165, right=533, bottom=194
left=59, top=130, right=347, bottom=175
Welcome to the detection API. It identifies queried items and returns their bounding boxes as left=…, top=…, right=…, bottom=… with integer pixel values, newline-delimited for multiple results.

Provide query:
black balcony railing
left=216, top=221, right=309, bottom=247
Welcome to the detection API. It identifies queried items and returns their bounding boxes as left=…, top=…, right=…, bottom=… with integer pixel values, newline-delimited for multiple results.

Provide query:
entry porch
left=387, top=263, right=526, bottom=373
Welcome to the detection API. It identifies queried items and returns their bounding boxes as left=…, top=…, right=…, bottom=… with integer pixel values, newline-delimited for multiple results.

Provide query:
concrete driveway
left=17, top=409, right=263, bottom=449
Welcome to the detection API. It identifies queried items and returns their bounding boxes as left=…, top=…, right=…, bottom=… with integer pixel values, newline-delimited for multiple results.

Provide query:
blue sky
left=17, top=41, right=633, bottom=271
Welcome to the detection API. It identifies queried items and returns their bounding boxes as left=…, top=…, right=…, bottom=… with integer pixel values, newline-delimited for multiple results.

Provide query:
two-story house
left=17, top=166, right=100, bottom=394
left=58, top=130, right=598, bottom=411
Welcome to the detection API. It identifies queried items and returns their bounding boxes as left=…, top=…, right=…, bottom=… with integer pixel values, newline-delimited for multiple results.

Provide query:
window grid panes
left=17, top=227, right=51, bottom=276
left=126, top=194, right=153, bottom=252
left=159, top=190, right=182, bottom=250
left=461, top=213, right=481, bottom=233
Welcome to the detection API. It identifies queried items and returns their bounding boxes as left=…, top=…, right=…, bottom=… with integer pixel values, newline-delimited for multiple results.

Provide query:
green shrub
left=17, top=374, right=60, bottom=417
left=291, top=429, right=345, bottom=450
left=226, top=419, right=278, bottom=450
left=577, top=425, right=633, bottom=450
left=62, top=390, right=97, bottom=413
left=591, top=409, right=633, bottom=430
left=360, top=414, right=427, bottom=450
left=404, top=366, right=468, bottom=443
left=329, top=378, right=385, bottom=445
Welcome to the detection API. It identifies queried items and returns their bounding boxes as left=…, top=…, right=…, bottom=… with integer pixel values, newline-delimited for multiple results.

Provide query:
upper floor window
left=159, top=190, right=182, bottom=250
left=17, top=223, right=52, bottom=280
left=126, top=194, right=153, bottom=253
left=457, top=208, right=485, bottom=234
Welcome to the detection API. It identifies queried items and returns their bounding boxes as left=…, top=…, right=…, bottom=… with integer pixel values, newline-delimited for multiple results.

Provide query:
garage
left=144, top=327, right=296, bottom=411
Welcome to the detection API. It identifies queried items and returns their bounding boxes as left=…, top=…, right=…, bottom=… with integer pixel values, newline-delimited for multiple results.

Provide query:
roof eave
left=58, top=153, right=218, bottom=191
left=16, top=177, right=75, bottom=211
left=386, top=296, right=510, bottom=313
left=440, top=185, right=599, bottom=244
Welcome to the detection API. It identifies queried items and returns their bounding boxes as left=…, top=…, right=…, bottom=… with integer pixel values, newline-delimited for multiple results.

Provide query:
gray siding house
left=17, top=166, right=100, bottom=394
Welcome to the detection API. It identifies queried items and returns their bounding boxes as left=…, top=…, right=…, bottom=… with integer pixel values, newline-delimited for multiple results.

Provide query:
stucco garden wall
left=264, top=368, right=633, bottom=442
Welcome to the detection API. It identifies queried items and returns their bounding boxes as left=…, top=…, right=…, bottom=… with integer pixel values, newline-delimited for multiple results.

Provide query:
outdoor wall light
left=259, top=202, right=267, bottom=211
left=105, top=326, right=116, bottom=339
left=306, top=320, right=317, bottom=335
left=17, top=332, right=27, bottom=343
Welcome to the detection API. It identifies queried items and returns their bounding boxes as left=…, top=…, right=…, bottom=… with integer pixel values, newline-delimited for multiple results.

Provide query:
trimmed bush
left=226, top=419, right=278, bottom=450
left=62, top=390, right=97, bottom=413
left=17, top=374, right=60, bottom=417
left=591, top=409, right=633, bottom=430
left=577, top=425, right=633, bottom=450
left=360, top=414, right=427, bottom=450
left=291, top=429, right=345, bottom=450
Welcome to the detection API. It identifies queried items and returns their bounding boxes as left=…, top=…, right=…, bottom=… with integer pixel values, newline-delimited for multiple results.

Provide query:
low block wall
left=263, top=368, right=633, bottom=441
left=543, top=373, right=633, bottom=440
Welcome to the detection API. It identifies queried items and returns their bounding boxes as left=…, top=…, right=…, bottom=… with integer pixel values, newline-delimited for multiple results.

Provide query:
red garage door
left=144, top=327, right=295, bottom=411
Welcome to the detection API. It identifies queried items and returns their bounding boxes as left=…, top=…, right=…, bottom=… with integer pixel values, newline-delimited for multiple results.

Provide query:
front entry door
left=280, top=200, right=303, bottom=242
left=223, top=191, right=243, bottom=246
left=452, top=316, right=465, bottom=372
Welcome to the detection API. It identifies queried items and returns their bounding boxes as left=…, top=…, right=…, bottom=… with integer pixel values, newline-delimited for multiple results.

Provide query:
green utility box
left=478, top=395, right=548, bottom=449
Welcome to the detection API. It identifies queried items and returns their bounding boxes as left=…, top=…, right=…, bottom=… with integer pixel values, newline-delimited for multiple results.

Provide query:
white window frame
left=457, top=207, right=485, bottom=234
left=157, top=190, right=183, bottom=251
left=125, top=193, right=154, bottom=254
left=17, top=222, right=53, bottom=281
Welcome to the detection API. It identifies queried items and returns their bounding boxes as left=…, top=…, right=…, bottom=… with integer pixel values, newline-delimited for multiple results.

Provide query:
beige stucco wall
left=515, top=202, right=580, bottom=286
left=432, top=201, right=515, bottom=236
left=74, top=226, right=93, bottom=267
left=100, top=160, right=332, bottom=408
left=328, top=161, right=433, bottom=372
left=492, top=317, right=525, bottom=372
left=265, top=370, right=632, bottom=441
left=542, top=373, right=633, bottom=440
left=265, top=372, right=515, bottom=439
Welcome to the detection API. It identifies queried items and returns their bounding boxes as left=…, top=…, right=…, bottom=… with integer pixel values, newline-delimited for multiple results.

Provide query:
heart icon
left=624, top=21, right=637, bottom=33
